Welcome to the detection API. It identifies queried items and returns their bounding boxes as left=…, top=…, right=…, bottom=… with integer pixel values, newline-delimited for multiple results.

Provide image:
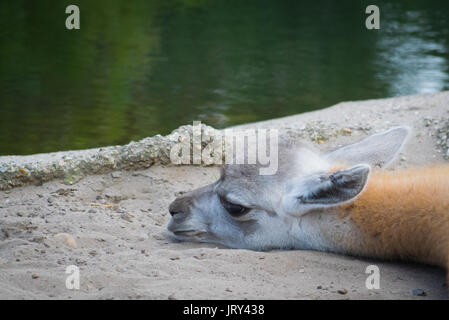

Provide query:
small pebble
left=54, top=233, right=78, bottom=249
left=111, top=172, right=121, bottom=178
left=337, top=289, right=348, bottom=295
left=412, top=289, right=427, bottom=297
left=120, top=213, right=133, bottom=222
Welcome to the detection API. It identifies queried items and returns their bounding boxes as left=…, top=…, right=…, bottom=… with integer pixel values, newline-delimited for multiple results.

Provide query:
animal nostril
left=169, top=196, right=193, bottom=217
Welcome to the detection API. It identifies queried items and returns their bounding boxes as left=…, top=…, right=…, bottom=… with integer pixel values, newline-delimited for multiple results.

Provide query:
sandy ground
left=1, top=91, right=449, bottom=299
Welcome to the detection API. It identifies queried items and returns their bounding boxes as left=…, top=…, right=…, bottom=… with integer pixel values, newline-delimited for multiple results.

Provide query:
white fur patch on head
left=295, top=148, right=331, bottom=175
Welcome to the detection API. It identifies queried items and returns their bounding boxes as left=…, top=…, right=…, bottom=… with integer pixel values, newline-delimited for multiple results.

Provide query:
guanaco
left=168, top=127, right=449, bottom=275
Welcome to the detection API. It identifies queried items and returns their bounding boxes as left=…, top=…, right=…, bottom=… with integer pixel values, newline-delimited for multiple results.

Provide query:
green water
left=1, top=0, right=449, bottom=155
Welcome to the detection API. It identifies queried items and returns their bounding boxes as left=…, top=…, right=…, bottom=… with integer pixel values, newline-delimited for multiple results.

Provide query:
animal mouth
left=172, top=229, right=207, bottom=237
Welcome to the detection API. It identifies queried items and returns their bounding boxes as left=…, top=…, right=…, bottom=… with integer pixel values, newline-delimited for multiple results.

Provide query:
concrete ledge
left=0, top=125, right=221, bottom=190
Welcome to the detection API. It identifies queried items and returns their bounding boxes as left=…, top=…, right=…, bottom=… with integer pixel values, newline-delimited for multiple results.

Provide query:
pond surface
left=1, top=0, right=449, bottom=155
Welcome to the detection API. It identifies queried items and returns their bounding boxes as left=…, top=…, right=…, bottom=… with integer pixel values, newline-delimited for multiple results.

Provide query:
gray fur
left=167, top=127, right=410, bottom=251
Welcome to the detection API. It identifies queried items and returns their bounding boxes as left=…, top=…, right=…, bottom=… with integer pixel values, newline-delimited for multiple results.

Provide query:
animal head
left=167, top=127, right=410, bottom=250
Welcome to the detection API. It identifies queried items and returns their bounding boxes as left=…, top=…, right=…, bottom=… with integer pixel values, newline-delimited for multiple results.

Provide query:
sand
left=1, top=91, right=449, bottom=299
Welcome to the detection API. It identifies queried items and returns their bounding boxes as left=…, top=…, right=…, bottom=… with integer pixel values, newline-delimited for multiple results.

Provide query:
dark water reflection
left=1, top=0, right=449, bottom=155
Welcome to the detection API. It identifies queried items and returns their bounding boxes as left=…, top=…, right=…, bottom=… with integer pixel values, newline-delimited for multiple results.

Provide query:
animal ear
left=299, top=165, right=370, bottom=205
left=282, top=165, right=370, bottom=216
left=325, top=126, right=411, bottom=168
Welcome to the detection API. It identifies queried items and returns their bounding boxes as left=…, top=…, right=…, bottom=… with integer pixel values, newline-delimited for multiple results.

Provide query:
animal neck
left=336, top=165, right=449, bottom=267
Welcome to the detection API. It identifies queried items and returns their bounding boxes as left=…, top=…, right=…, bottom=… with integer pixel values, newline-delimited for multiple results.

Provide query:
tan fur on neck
left=340, top=165, right=449, bottom=267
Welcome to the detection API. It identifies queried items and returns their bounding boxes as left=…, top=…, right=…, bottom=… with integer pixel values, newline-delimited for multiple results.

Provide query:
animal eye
left=220, top=198, right=248, bottom=217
